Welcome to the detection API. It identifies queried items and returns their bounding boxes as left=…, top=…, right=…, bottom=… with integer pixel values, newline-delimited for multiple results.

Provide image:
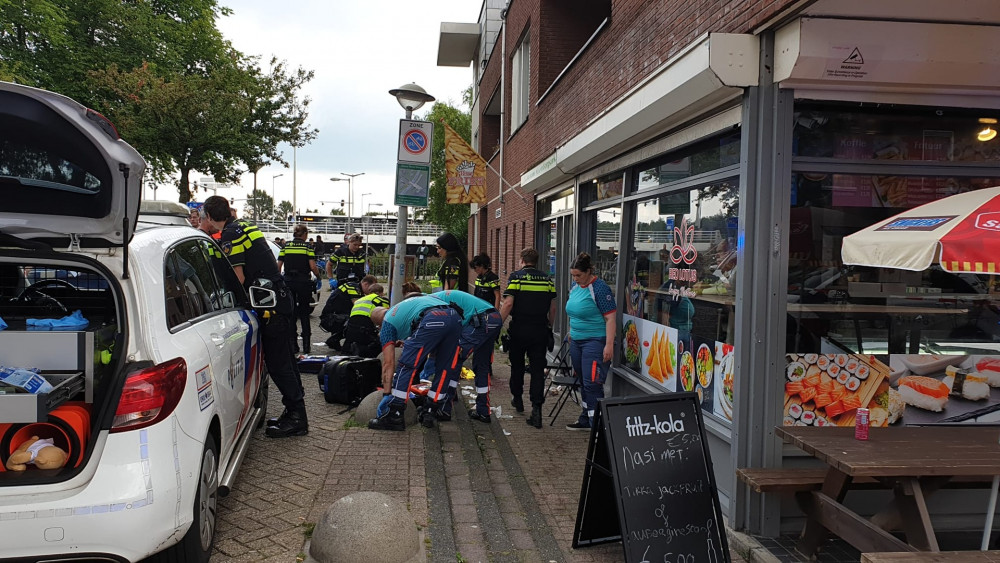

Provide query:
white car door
left=163, top=240, right=250, bottom=454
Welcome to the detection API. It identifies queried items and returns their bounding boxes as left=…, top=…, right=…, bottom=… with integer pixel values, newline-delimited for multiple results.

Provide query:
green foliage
left=244, top=188, right=273, bottom=221
left=0, top=0, right=316, bottom=204
left=276, top=200, right=294, bottom=221
left=418, top=95, right=472, bottom=244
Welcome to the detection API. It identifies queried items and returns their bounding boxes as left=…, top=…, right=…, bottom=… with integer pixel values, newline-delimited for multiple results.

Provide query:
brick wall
left=469, top=0, right=798, bottom=287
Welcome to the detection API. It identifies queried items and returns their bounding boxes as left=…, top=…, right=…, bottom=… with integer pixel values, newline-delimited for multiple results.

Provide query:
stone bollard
left=356, top=390, right=418, bottom=427
left=309, top=491, right=420, bottom=563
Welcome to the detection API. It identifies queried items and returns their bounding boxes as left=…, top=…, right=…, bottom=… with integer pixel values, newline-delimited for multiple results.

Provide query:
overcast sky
left=164, top=0, right=481, bottom=216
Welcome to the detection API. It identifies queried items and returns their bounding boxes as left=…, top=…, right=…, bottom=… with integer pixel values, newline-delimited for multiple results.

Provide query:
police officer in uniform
left=471, top=253, right=501, bottom=308
left=499, top=248, right=556, bottom=429
left=342, top=284, right=389, bottom=358
left=327, top=233, right=366, bottom=284
left=278, top=224, right=320, bottom=354
left=320, top=274, right=376, bottom=350
left=202, top=196, right=308, bottom=439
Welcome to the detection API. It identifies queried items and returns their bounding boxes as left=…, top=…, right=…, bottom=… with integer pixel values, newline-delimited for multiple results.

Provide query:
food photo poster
left=783, top=353, right=1000, bottom=428
left=622, top=314, right=735, bottom=422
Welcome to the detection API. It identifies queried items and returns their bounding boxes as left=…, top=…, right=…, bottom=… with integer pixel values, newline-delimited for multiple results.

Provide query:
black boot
left=265, top=408, right=308, bottom=438
left=368, top=406, right=406, bottom=431
left=511, top=396, right=524, bottom=413
left=418, top=403, right=436, bottom=428
left=266, top=408, right=290, bottom=428
left=526, top=404, right=542, bottom=429
left=468, top=408, right=491, bottom=423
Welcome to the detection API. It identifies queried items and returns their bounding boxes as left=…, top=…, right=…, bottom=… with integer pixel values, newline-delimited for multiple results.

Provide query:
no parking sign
left=397, top=119, right=433, bottom=165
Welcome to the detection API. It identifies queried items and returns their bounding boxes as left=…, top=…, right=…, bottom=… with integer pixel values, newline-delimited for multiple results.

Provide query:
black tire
left=146, top=435, right=219, bottom=562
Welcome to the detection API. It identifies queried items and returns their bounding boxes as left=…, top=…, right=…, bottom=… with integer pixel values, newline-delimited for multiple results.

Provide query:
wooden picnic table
left=775, top=425, right=1000, bottom=557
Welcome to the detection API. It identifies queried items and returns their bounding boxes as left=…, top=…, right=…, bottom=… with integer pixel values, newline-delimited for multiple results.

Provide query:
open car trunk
left=0, top=252, right=124, bottom=485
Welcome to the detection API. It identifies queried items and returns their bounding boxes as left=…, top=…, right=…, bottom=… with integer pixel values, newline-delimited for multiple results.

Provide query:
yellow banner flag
left=443, top=122, right=488, bottom=204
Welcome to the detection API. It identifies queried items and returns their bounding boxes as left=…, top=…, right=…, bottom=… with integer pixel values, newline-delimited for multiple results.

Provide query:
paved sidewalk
left=210, top=301, right=752, bottom=562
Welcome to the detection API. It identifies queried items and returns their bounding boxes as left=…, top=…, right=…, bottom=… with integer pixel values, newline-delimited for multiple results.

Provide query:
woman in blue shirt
left=565, top=253, right=617, bottom=430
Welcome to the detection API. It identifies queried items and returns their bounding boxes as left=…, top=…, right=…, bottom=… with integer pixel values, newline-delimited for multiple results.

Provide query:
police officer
left=342, top=284, right=389, bottom=358
left=435, top=233, right=469, bottom=291
left=327, top=233, right=366, bottom=284
left=471, top=253, right=501, bottom=309
left=368, top=295, right=463, bottom=431
left=278, top=224, right=320, bottom=355
left=499, top=248, right=556, bottom=429
left=320, top=274, right=376, bottom=350
left=202, top=196, right=307, bottom=438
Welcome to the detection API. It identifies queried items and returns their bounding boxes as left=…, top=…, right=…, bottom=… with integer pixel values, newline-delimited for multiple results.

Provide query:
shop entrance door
left=541, top=215, right=573, bottom=342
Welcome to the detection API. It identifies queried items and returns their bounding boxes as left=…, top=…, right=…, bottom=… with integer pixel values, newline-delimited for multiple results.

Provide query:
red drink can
left=855, top=408, right=870, bottom=440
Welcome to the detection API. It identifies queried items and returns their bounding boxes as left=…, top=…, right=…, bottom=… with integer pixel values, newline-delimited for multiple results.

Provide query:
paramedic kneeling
left=368, top=295, right=463, bottom=431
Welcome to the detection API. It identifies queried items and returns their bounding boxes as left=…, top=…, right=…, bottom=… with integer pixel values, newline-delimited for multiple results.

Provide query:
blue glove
left=328, top=279, right=336, bottom=290
left=315, top=279, right=322, bottom=292
left=376, top=394, right=394, bottom=417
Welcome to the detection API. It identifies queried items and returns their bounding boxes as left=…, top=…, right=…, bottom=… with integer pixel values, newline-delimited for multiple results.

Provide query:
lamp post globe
left=389, top=83, right=436, bottom=114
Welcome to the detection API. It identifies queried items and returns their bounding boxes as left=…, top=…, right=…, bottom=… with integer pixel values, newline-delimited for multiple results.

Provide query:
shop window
left=510, top=31, right=531, bottom=132
left=793, top=103, right=1000, bottom=162
left=621, top=179, right=739, bottom=424
left=593, top=207, right=621, bottom=295
left=538, top=188, right=573, bottom=218
left=785, top=172, right=1000, bottom=430
left=635, top=133, right=741, bottom=192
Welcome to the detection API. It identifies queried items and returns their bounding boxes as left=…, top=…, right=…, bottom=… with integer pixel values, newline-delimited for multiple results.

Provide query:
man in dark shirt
left=278, top=224, right=320, bottom=354
left=202, top=196, right=307, bottom=438
left=321, top=274, right=377, bottom=350
left=499, top=248, right=556, bottom=429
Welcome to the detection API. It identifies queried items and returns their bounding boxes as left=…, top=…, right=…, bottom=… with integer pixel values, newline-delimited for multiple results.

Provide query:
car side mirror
left=248, top=283, right=277, bottom=310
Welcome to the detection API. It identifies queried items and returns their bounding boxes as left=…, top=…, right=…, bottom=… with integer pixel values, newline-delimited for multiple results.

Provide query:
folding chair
left=544, top=340, right=580, bottom=425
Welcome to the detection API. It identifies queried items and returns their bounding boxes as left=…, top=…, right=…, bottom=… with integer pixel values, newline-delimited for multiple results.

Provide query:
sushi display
left=897, top=375, right=949, bottom=412
left=784, top=353, right=889, bottom=427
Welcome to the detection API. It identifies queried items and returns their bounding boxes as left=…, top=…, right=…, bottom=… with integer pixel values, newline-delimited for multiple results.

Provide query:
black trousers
left=507, top=323, right=550, bottom=406
left=342, top=316, right=381, bottom=358
left=319, top=290, right=353, bottom=341
left=261, top=312, right=305, bottom=412
left=287, top=279, right=314, bottom=352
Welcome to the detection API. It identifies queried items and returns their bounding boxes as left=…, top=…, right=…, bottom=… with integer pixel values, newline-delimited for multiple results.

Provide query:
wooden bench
left=862, top=551, right=1000, bottom=562
left=737, top=467, right=993, bottom=494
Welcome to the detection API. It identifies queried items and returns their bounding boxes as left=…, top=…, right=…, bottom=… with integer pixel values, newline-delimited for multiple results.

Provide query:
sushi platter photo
left=886, top=355, right=1000, bottom=425
left=783, top=353, right=891, bottom=427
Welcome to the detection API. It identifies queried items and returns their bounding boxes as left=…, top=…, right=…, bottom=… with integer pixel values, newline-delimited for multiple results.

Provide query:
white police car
left=0, top=82, right=269, bottom=562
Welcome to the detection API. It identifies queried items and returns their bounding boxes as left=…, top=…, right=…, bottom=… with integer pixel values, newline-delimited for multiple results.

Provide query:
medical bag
left=320, top=356, right=381, bottom=406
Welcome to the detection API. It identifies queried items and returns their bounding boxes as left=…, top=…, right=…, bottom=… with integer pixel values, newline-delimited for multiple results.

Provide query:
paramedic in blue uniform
left=499, top=248, right=556, bottom=429
left=278, top=224, right=320, bottom=354
left=203, top=196, right=307, bottom=439
left=367, top=294, right=463, bottom=431
left=431, top=289, right=502, bottom=423
left=564, top=252, right=617, bottom=431
left=471, top=253, right=502, bottom=309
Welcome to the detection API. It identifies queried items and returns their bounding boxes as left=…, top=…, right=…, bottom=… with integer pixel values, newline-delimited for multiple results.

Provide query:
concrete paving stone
left=501, top=510, right=530, bottom=530
left=450, top=503, right=480, bottom=523
left=455, top=545, right=488, bottom=563
left=508, top=528, right=536, bottom=550
left=449, top=488, right=475, bottom=506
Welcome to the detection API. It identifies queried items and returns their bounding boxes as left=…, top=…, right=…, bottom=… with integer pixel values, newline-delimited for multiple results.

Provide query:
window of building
left=784, top=100, right=1000, bottom=430
left=510, top=31, right=531, bottom=133
left=635, top=133, right=741, bottom=192
left=594, top=207, right=621, bottom=296
left=622, top=179, right=739, bottom=423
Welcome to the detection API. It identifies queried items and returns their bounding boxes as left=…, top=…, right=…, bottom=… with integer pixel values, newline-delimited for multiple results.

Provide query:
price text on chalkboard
left=574, top=393, right=729, bottom=563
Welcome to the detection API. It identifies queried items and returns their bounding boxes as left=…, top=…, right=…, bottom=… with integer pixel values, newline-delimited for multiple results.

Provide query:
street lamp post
left=341, top=172, right=364, bottom=234
left=271, top=173, right=284, bottom=221
left=360, top=193, right=372, bottom=218
left=388, top=82, right=435, bottom=305
left=328, top=177, right=348, bottom=233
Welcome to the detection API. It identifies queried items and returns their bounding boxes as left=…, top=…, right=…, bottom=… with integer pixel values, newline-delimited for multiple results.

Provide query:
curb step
left=423, top=398, right=565, bottom=562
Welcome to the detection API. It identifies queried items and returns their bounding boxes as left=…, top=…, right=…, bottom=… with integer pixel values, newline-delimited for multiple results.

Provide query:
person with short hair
left=368, top=295, right=463, bottom=431
left=188, top=208, right=201, bottom=229
left=500, top=248, right=556, bottom=429
left=471, top=253, right=501, bottom=309
left=278, top=224, right=320, bottom=354
left=565, top=252, right=617, bottom=431
left=202, top=195, right=307, bottom=438
left=416, top=240, right=430, bottom=278
left=320, top=274, right=377, bottom=350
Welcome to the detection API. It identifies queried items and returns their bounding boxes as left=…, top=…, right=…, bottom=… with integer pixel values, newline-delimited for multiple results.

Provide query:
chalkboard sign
left=574, top=393, right=730, bottom=563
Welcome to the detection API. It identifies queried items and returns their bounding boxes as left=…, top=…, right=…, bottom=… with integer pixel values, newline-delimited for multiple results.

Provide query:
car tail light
left=111, top=358, right=187, bottom=433
left=85, top=108, right=120, bottom=139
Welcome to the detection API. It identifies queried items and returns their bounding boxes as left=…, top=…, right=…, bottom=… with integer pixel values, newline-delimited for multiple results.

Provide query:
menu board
left=574, top=394, right=730, bottom=563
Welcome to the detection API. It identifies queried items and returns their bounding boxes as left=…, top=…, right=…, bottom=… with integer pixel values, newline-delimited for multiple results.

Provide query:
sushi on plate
left=943, top=367, right=990, bottom=401
left=897, top=375, right=949, bottom=412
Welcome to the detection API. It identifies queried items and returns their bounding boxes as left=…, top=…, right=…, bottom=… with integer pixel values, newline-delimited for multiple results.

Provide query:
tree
left=276, top=200, right=294, bottom=221
left=328, top=208, right=345, bottom=216
left=245, top=188, right=272, bottom=221
left=419, top=87, right=472, bottom=242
